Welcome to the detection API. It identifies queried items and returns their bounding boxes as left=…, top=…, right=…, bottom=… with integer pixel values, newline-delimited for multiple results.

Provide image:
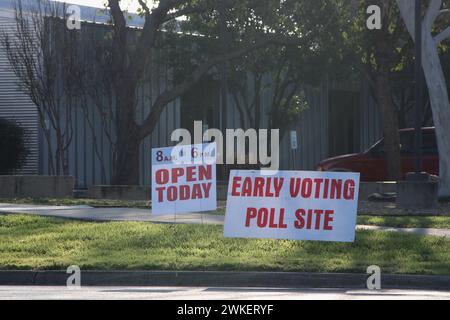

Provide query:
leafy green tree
left=334, top=0, right=413, bottom=181
left=94, top=0, right=341, bottom=184
left=169, top=0, right=341, bottom=137
left=93, top=0, right=316, bottom=183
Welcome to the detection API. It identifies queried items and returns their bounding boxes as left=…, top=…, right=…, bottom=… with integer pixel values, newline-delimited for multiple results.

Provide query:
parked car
left=316, top=127, right=439, bottom=181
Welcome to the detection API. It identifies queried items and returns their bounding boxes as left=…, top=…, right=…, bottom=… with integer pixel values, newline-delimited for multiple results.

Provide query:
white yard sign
left=151, top=143, right=216, bottom=216
left=224, top=170, right=360, bottom=242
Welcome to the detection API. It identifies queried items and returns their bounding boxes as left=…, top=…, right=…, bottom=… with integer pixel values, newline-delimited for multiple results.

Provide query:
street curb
left=0, top=271, right=449, bottom=290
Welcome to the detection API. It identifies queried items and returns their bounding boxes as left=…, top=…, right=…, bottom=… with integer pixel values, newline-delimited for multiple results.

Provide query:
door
left=328, top=90, right=360, bottom=157
left=180, top=77, right=220, bottom=138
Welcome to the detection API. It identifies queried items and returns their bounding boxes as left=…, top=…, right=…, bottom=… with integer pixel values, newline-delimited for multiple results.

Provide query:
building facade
left=0, top=7, right=39, bottom=175
left=0, top=1, right=383, bottom=188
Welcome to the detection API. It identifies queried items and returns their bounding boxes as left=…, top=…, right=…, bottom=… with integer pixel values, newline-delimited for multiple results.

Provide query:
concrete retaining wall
left=397, top=180, right=438, bottom=209
left=0, top=175, right=74, bottom=199
left=359, top=182, right=397, bottom=200
left=88, top=185, right=150, bottom=201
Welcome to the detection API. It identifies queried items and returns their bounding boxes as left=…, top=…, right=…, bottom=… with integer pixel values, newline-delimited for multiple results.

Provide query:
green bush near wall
left=0, top=118, right=28, bottom=174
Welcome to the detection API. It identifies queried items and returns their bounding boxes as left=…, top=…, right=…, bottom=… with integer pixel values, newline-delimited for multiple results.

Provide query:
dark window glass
left=422, top=132, right=438, bottom=154
left=369, top=130, right=437, bottom=156
left=370, top=140, right=384, bottom=156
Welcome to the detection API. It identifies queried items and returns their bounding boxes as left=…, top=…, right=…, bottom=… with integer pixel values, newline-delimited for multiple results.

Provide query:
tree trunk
left=55, top=127, right=62, bottom=176
left=55, top=127, right=69, bottom=176
left=422, top=36, right=450, bottom=197
left=112, top=131, right=140, bottom=185
left=254, top=75, right=262, bottom=131
left=111, top=88, right=141, bottom=185
left=375, top=68, right=402, bottom=181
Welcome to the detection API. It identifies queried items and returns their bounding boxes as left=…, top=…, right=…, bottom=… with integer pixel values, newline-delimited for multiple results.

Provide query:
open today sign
left=151, top=143, right=217, bottom=216
left=224, top=170, right=360, bottom=242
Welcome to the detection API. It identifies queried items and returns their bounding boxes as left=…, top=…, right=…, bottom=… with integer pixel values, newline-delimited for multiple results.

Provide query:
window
left=369, top=130, right=438, bottom=156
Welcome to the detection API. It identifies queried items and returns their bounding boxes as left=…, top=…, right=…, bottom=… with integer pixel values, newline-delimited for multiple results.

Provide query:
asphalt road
left=0, top=286, right=449, bottom=300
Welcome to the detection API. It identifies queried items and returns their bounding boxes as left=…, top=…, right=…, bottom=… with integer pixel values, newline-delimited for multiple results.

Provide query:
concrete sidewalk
left=0, top=203, right=224, bottom=224
left=1, top=203, right=450, bottom=238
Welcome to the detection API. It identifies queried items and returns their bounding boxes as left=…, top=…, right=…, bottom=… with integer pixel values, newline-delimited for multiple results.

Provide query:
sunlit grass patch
left=0, top=214, right=448, bottom=275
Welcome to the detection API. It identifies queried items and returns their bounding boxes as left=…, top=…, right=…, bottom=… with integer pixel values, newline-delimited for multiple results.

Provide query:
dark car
left=316, top=127, right=439, bottom=181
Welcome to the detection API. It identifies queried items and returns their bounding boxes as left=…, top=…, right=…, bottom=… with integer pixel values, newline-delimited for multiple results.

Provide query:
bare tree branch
left=0, top=0, right=81, bottom=175
left=108, top=0, right=126, bottom=31
left=138, top=0, right=151, bottom=15
left=163, top=5, right=208, bottom=22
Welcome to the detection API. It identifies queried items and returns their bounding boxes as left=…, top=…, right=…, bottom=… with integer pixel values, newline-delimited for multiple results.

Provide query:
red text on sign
left=155, top=165, right=212, bottom=185
left=245, top=207, right=288, bottom=229
left=294, top=208, right=334, bottom=231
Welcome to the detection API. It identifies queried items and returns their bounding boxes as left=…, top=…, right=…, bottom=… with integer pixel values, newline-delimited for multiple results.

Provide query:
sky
left=53, top=0, right=151, bottom=12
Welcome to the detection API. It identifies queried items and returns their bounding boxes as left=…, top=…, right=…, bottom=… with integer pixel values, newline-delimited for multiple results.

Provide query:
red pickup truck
left=316, top=127, right=439, bottom=181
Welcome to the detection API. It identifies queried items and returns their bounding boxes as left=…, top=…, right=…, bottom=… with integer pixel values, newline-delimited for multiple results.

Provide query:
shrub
left=0, top=118, right=28, bottom=174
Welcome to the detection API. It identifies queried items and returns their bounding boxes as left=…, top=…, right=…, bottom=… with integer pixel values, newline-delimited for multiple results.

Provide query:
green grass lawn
left=357, top=216, right=450, bottom=229
left=0, top=214, right=448, bottom=275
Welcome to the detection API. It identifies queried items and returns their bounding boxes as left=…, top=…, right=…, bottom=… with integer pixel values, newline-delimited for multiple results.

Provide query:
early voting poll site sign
left=151, top=143, right=216, bottom=215
left=224, top=170, right=360, bottom=242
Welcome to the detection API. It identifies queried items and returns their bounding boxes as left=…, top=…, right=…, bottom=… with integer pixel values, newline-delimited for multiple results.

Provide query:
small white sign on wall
left=151, top=143, right=217, bottom=216
left=290, top=131, right=298, bottom=150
